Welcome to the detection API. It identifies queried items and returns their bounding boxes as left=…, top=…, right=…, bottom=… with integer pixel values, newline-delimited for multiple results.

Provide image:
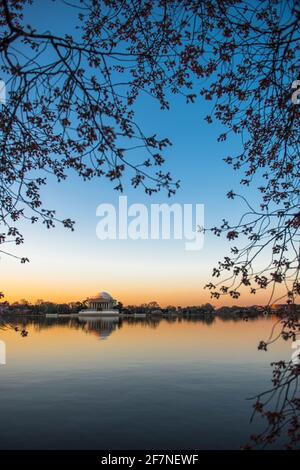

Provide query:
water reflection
left=0, top=313, right=226, bottom=341
left=79, top=317, right=119, bottom=341
left=0, top=314, right=291, bottom=450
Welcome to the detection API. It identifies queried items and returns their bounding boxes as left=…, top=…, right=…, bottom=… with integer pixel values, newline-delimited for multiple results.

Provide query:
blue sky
left=1, top=0, right=268, bottom=306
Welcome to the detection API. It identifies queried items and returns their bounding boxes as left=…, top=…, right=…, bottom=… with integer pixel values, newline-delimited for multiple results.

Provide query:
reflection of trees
left=177, top=315, right=216, bottom=326
left=0, top=309, right=276, bottom=337
left=126, top=316, right=161, bottom=329
left=1, top=315, right=233, bottom=339
left=187, top=315, right=215, bottom=326
left=243, top=312, right=300, bottom=449
left=0, top=316, right=122, bottom=340
left=1, top=310, right=278, bottom=341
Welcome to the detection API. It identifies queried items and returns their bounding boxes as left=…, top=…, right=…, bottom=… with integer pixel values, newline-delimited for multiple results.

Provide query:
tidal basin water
left=0, top=316, right=291, bottom=449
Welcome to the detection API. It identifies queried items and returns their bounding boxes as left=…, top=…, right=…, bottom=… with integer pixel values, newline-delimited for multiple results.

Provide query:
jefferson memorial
left=79, top=292, right=119, bottom=317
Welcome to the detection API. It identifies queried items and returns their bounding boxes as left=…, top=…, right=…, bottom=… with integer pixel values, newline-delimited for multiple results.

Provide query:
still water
left=0, top=315, right=291, bottom=449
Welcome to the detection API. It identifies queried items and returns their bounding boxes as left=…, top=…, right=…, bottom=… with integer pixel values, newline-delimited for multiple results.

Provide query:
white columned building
left=79, top=292, right=119, bottom=317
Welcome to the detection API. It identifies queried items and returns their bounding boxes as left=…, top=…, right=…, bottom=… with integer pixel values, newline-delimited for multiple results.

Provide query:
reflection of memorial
left=79, top=317, right=119, bottom=340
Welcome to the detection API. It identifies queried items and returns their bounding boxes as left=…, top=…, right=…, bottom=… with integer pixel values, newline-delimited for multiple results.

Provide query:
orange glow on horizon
left=1, top=241, right=287, bottom=308
left=3, top=284, right=275, bottom=307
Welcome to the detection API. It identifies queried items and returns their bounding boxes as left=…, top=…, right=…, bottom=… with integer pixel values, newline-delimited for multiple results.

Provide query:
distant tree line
left=0, top=299, right=86, bottom=315
left=1, top=299, right=294, bottom=319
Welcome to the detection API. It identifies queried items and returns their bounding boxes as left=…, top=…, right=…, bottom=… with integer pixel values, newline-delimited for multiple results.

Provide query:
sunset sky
left=0, top=1, right=274, bottom=307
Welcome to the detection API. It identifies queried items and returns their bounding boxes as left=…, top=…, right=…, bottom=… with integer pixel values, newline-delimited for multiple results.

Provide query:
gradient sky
left=1, top=1, right=274, bottom=307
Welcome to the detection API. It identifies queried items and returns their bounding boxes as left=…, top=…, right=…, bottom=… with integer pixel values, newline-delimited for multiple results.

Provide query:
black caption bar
left=0, top=450, right=297, bottom=466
